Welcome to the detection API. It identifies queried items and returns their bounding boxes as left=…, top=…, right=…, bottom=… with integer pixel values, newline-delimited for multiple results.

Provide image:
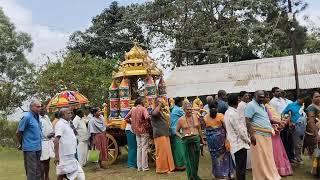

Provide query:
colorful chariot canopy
left=47, top=90, right=89, bottom=112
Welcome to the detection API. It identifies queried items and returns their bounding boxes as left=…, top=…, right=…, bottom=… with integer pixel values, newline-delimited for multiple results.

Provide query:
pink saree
left=266, top=104, right=292, bottom=176
left=271, top=134, right=292, bottom=176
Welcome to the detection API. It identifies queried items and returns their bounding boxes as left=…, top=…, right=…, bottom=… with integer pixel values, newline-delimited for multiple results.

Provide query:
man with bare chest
left=176, top=103, right=204, bottom=180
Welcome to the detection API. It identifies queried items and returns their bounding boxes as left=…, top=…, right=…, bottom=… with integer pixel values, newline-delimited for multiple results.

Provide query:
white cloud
left=0, top=0, right=70, bottom=66
left=297, top=4, right=320, bottom=31
left=0, top=0, right=71, bottom=120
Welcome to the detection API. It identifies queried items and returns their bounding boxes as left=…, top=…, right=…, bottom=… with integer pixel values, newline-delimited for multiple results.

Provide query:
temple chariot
left=105, top=43, right=168, bottom=165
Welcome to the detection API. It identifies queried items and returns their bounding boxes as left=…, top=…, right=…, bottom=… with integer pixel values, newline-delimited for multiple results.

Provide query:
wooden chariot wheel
left=105, top=133, right=119, bottom=165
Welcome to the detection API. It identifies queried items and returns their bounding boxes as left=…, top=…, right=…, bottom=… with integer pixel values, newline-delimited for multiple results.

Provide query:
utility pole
left=288, top=0, right=300, bottom=95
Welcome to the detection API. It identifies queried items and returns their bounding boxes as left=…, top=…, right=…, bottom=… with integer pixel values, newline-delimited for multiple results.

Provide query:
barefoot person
left=237, top=91, right=252, bottom=170
left=54, top=108, right=85, bottom=180
left=73, top=109, right=89, bottom=167
left=245, top=90, right=280, bottom=180
left=282, top=93, right=307, bottom=165
left=125, top=97, right=151, bottom=171
left=264, top=92, right=292, bottom=177
left=88, top=107, right=108, bottom=169
left=224, top=94, right=249, bottom=180
left=39, top=106, right=55, bottom=180
left=270, top=87, right=294, bottom=162
left=170, top=97, right=186, bottom=170
left=17, top=100, right=42, bottom=180
left=176, top=103, right=204, bottom=180
left=151, top=98, right=175, bottom=173
left=205, top=101, right=236, bottom=179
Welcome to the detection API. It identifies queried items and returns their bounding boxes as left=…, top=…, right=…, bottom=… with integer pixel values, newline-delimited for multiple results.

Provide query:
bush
left=0, top=119, right=18, bottom=148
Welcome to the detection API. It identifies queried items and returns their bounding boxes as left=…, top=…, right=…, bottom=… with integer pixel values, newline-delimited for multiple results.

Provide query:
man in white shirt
left=40, top=106, right=55, bottom=180
left=73, top=109, right=89, bottom=167
left=269, top=87, right=287, bottom=114
left=224, top=94, right=250, bottom=180
left=237, top=91, right=251, bottom=123
left=237, top=91, right=251, bottom=170
left=54, top=108, right=85, bottom=180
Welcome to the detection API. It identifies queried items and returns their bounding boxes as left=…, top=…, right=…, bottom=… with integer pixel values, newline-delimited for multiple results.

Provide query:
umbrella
left=47, top=90, right=89, bottom=112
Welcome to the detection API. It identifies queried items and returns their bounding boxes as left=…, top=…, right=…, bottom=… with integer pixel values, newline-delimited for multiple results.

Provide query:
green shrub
left=0, top=119, right=18, bottom=148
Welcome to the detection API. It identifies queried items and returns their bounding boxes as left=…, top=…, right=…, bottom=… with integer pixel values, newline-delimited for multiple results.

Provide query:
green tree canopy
left=304, top=33, right=320, bottom=53
left=0, top=8, right=35, bottom=116
left=36, top=53, right=116, bottom=106
left=66, top=0, right=320, bottom=69
left=134, top=0, right=310, bottom=66
left=67, top=1, right=149, bottom=59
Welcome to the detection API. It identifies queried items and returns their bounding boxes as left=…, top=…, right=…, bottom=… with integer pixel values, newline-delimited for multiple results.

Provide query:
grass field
left=0, top=147, right=315, bottom=180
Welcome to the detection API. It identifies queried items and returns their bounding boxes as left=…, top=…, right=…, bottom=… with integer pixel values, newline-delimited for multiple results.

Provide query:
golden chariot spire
left=113, top=42, right=162, bottom=78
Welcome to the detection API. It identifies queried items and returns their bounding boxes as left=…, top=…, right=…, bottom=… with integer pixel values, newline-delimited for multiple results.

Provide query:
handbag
left=87, top=147, right=100, bottom=163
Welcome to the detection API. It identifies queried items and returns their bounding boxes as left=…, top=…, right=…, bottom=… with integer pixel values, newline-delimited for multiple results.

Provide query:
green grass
left=0, top=148, right=315, bottom=180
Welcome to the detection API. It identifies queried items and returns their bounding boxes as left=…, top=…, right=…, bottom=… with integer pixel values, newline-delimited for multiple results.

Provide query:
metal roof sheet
left=166, top=53, right=320, bottom=97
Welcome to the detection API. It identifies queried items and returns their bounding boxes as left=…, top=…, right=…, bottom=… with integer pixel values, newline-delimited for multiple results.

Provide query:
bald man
left=245, top=90, right=280, bottom=180
left=54, top=108, right=85, bottom=180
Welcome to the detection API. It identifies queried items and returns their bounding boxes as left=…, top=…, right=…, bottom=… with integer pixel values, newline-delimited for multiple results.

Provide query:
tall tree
left=36, top=53, right=116, bottom=106
left=136, top=0, right=309, bottom=67
left=258, top=0, right=308, bottom=57
left=304, top=33, right=320, bottom=53
left=68, top=1, right=149, bottom=59
left=0, top=8, right=35, bottom=117
left=301, top=15, right=320, bottom=54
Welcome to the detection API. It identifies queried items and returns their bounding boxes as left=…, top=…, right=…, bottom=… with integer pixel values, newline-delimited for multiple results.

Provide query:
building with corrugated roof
left=166, top=53, right=320, bottom=98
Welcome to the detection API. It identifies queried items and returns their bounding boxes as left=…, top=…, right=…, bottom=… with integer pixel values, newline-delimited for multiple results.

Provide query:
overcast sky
left=0, top=0, right=319, bottom=66
left=0, top=0, right=150, bottom=66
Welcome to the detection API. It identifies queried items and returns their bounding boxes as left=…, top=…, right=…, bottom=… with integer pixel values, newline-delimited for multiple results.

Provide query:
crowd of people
left=16, top=101, right=108, bottom=180
left=123, top=88, right=320, bottom=180
left=16, top=87, right=320, bottom=180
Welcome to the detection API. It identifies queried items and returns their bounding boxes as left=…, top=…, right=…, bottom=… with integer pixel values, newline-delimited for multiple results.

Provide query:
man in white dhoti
left=54, top=108, right=85, bottom=180
left=73, top=109, right=89, bottom=167
left=40, top=106, right=55, bottom=180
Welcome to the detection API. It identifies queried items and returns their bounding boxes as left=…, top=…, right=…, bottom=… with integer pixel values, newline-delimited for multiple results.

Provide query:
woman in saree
left=88, top=107, right=108, bottom=168
left=151, top=98, right=175, bottom=173
left=264, top=92, right=292, bottom=177
left=176, top=103, right=204, bottom=180
left=170, top=97, right=186, bottom=170
left=204, top=102, right=235, bottom=179
left=305, top=91, right=320, bottom=176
